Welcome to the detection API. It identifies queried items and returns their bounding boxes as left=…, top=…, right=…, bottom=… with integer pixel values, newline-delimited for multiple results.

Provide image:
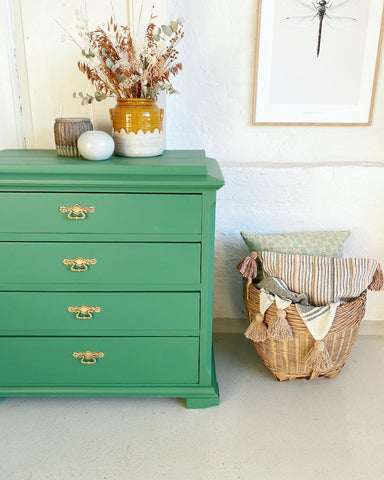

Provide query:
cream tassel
left=244, top=313, right=268, bottom=342
left=305, top=340, right=333, bottom=372
left=268, top=308, right=293, bottom=341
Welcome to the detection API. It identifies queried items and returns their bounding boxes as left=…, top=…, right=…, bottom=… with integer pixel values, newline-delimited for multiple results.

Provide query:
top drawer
left=0, top=193, right=202, bottom=235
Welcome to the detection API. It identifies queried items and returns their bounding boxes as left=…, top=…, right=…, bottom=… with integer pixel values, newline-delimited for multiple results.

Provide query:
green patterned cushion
left=241, top=230, right=350, bottom=257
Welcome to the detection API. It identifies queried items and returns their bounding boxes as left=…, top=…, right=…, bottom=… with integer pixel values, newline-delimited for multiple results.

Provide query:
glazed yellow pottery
left=109, top=98, right=164, bottom=157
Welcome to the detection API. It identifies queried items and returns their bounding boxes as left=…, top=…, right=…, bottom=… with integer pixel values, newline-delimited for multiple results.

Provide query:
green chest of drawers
left=0, top=149, right=224, bottom=408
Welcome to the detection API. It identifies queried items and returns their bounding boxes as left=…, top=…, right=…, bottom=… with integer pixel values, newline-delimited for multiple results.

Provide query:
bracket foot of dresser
left=186, top=352, right=220, bottom=409
left=186, top=394, right=220, bottom=409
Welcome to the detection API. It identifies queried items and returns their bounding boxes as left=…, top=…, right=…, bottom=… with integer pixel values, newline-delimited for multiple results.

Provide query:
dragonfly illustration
left=285, top=0, right=358, bottom=57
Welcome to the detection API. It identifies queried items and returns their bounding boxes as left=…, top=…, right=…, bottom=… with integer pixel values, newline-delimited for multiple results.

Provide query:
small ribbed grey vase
left=54, top=118, right=93, bottom=156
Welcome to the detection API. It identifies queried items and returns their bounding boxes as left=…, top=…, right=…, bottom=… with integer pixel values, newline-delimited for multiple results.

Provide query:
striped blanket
left=260, top=252, right=382, bottom=306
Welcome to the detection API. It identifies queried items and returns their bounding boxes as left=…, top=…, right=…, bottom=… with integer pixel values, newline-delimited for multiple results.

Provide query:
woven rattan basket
left=243, top=279, right=367, bottom=381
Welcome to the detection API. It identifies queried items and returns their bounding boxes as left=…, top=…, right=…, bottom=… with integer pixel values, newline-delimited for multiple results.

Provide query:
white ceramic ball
left=77, top=131, right=115, bottom=161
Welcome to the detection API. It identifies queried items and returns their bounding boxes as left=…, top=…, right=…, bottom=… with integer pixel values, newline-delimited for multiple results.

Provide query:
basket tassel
left=305, top=340, right=333, bottom=372
left=268, top=308, right=294, bottom=341
left=368, top=264, right=384, bottom=291
left=237, top=252, right=259, bottom=299
left=244, top=313, right=268, bottom=342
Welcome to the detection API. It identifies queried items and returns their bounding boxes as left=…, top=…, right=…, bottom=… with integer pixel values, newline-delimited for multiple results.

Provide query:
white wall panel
left=2, top=0, right=167, bottom=147
left=0, top=0, right=23, bottom=149
left=18, top=0, right=127, bottom=147
left=13, top=0, right=166, bottom=147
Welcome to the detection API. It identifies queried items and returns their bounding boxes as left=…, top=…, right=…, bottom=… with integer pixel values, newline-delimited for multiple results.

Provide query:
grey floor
left=1, top=333, right=383, bottom=480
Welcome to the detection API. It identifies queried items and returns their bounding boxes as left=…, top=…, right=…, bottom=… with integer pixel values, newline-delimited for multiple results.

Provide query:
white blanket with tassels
left=258, top=277, right=339, bottom=341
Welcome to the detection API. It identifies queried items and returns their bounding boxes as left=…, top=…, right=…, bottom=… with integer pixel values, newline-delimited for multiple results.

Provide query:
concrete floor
left=1, top=333, right=383, bottom=480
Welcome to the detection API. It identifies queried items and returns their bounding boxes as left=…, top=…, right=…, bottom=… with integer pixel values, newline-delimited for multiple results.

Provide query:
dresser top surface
left=0, top=149, right=207, bottom=175
left=0, top=149, right=224, bottom=190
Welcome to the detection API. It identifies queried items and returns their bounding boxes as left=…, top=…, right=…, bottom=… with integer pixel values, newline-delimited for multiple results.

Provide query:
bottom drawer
left=0, top=337, right=199, bottom=386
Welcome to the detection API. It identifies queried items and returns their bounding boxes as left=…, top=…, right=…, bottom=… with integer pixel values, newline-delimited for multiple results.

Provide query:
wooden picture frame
left=253, top=0, right=384, bottom=125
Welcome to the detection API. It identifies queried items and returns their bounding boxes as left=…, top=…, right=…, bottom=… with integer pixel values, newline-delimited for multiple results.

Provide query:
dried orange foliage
left=75, top=12, right=184, bottom=102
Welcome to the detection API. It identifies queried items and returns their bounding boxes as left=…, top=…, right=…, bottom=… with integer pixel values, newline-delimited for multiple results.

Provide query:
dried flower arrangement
left=58, top=6, right=184, bottom=105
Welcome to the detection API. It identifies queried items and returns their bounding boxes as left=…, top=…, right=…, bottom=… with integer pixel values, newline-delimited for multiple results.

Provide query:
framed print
left=253, top=0, right=384, bottom=125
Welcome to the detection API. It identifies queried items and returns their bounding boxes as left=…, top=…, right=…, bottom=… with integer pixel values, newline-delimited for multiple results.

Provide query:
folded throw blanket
left=257, top=277, right=309, bottom=305
left=250, top=277, right=340, bottom=341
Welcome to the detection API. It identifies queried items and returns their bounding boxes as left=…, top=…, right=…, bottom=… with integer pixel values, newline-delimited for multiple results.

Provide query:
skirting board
left=213, top=318, right=384, bottom=336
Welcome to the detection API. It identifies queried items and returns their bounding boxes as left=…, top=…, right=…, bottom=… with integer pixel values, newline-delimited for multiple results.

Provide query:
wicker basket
left=54, top=118, right=93, bottom=157
left=243, top=279, right=367, bottom=381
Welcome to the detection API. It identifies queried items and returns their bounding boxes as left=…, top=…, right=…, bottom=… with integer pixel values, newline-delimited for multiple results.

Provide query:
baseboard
left=213, top=318, right=384, bottom=336
left=213, top=318, right=247, bottom=334
left=359, top=320, right=384, bottom=336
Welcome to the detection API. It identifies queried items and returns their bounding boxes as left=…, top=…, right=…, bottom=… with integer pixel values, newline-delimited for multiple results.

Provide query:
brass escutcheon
left=59, top=204, right=95, bottom=220
left=73, top=351, right=104, bottom=365
left=62, top=257, right=97, bottom=271
left=68, top=305, right=101, bottom=319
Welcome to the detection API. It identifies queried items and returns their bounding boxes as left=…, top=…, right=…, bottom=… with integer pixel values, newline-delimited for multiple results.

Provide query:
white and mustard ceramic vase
left=109, top=98, right=164, bottom=157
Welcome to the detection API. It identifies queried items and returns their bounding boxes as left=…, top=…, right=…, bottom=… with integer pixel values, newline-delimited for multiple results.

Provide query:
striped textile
left=295, top=303, right=339, bottom=340
left=257, top=277, right=339, bottom=340
left=257, top=276, right=309, bottom=305
left=260, top=252, right=379, bottom=306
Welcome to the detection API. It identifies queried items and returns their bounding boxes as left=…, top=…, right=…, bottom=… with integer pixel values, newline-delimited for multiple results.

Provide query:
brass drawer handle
left=68, top=305, right=101, bottom=319
left=62, top=257, right=97, bottom=271
left=73, top=351, right=104, bottom=365
left=59, top=204, right=95, bottom=220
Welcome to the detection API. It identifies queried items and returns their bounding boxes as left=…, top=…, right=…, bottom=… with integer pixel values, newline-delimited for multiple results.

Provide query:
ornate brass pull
left=68, top=305, right=101, bottom=319
left=59, top=204, right=95, bottom=220
left=62, top=257, right=97, bottom=271
left=73, top=351, right=104, bottom=365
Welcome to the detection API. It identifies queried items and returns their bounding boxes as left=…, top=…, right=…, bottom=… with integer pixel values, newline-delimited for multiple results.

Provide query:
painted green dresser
left=0, top=149, right=224, bottom=408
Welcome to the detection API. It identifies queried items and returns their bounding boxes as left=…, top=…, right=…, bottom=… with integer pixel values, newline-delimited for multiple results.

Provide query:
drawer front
left=0, top=292, right=200, bottom=336
left=0, top=242, right=200, bottom=288
left=0, top=193, right=202, bottom=235
left=0, top=337, right=199, bottom=385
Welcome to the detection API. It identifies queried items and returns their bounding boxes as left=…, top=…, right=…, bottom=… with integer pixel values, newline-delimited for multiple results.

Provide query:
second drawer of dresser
left=0, top=292, right=200, bottom=336
left=0, top=242, right=201, bottom=289
left=0, top=337, right=199, bottom=386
